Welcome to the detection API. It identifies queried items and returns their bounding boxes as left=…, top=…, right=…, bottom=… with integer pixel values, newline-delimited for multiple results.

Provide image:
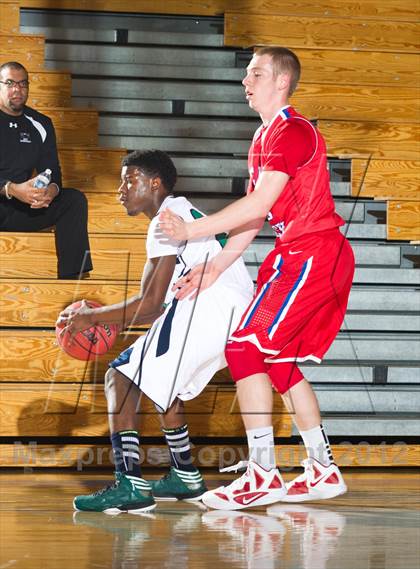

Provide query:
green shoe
left=73, top=472, right=156, bottom=513
left=150, top=467, right=208, bottom=501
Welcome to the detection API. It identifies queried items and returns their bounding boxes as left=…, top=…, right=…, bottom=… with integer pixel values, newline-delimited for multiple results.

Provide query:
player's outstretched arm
left=174, top=221, right=262, bottom=300
left=159, top=170, right=289, bottom=241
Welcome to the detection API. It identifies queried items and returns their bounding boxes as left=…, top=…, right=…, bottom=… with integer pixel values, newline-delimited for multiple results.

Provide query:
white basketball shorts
left=110, top=286, right=252, bottom=412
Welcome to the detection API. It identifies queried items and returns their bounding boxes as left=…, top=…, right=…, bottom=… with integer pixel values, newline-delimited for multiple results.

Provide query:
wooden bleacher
left=58, top=147, right=126, bottom=192
left=27, top=70, right=72, bottom=107
left=39, top=108, right=99, bottom=146
left=0, top=380, right=292, bottom=436
left=290, top=49, right=419, bottom=88
left=0, top=32, right=44, bottom=68
left=18, top=0, right=420, bottom=21
left=351, top=159, right=420, bottom=200
left=0, top=0, right=419, bottom=469
left=224, top=13, right=419, bottom=52
left=0, top=233, right=147, bottom=278
left=0, top=281, right=141, bottom=327
left=0, top=0, right=18, bottom=33
left=291, top=84, right=419, bottom=123
left=387, top=200, right=420, bottom=241
left=319, top=121, right=420, bottom=161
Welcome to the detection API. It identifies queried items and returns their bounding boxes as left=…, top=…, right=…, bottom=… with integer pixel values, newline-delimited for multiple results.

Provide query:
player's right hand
left=56, top=299, right=94, bottom=341
left=173, top=261, right=222, bottom=300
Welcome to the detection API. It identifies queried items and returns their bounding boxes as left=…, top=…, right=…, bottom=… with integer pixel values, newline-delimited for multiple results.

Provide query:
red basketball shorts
left=227, top=229, right=354, bottom=376
left=225, top=340, right=304, bottom=394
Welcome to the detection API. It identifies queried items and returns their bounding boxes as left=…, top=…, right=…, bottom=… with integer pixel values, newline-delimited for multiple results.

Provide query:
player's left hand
left=159, top=208, right=189, bottom=240
left=56, top=299, right=94, bottom=341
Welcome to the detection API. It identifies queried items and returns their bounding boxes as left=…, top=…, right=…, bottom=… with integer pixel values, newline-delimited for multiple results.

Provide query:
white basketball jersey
left=147, top=195, right=253, bottom=304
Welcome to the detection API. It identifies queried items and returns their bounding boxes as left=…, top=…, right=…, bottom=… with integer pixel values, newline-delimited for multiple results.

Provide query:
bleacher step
left=45, top=43, right=237, bottom=68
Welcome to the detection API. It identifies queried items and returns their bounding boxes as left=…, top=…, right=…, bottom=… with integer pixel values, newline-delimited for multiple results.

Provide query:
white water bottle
left=33, top=168, right=52, bottom=189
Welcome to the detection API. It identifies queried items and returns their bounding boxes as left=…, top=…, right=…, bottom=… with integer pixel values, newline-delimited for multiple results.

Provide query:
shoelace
left=301, top=459, right=314, bottom=485
left=219, top=460, right=249, bottom=473
left=217, top=462, right=255, bottom=493
left=160, top=473, right=172, bottom=483
left=92, top=480, right=119, bottom=497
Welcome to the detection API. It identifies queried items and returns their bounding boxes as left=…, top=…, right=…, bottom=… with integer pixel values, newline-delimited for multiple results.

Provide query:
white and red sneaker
left=202, top=461, right=286, bottom=510
left=281, top=458, right=347, bottom=502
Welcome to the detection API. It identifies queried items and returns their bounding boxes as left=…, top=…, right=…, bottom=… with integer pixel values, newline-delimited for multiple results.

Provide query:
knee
left=269, top=363, right=304, bottom=394
left=225, top=340, right=266, bottom=383
left=104, top=367, right=118, bottom=394
left=60, top=187, right=88, bottom=211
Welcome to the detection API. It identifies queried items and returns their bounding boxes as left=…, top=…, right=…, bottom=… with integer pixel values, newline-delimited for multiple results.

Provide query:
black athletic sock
left=162, top=424, right=196, bottom=472
left=111, top=430, right=142, bottom=477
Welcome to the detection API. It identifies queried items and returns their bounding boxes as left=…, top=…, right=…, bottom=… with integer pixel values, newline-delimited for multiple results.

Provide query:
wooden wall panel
left=38, top=108, right=99, bottom=146
left=0, top=330, right=136, bottom=382
left=19, top=0, right=228, bottom=16
left=224, top=13, right=420, bottom=53
left=387, top=200, right=420, bottom=241
left=59, top=147, right=127, bottom=193
left=0, top=1, right=19, bottom=34
left=352, top=159, right=420, bottom=199
left=0, top=233, right=147, bottom=279
left=0, top=280, right=141, bottom=327
left=18, top=0, right=420, bottom=21
left=296, top=50, right=420, bottom=88
left=27, top=70, right=72, bottom=108
left=292, top=84, right=419, bottom=123
left=319, top=121, right=420, bottom=160
left=0, top=34, right=44, bottom=69
left=86, top=192, right=150, bottom=234
left=231, top=0, right=420, bottom=22
left=0, top=383, right=292, bottom=437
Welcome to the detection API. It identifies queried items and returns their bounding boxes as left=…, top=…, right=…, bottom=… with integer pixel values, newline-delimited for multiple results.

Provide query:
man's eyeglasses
left=0, top=79, right=30, bottom=89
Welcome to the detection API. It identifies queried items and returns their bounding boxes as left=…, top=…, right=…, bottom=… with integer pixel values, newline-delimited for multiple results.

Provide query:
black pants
left=0, top=188, right=93, bottom=278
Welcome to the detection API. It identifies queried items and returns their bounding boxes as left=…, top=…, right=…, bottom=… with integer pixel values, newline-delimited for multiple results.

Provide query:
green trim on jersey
left=190, top=208, right=227, bottom=248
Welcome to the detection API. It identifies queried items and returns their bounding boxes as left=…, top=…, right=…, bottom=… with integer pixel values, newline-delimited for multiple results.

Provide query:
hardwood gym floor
left=0, top=469, right=419, bottom=569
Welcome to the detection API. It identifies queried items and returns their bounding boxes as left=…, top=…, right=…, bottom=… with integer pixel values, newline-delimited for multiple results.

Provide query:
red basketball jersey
left=247, top=105, right=344, bottom=243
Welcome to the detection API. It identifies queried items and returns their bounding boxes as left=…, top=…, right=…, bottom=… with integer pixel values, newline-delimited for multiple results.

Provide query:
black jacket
left=0, top=105, right=62, bottom=191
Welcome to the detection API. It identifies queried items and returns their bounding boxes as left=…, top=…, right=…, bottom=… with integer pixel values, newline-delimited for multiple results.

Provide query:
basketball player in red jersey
left=160, top=47, right=355, bottom=510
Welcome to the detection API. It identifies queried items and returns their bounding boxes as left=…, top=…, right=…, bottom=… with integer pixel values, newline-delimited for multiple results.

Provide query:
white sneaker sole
left=153, top=490, right=207, bottom=502
left=103, top=503, right=157, bottom=514
left=281, top=483, right=347, bottom=503
left=202, top=487, right=287, bottom=510
left=73, top=501, right=157, bottom=513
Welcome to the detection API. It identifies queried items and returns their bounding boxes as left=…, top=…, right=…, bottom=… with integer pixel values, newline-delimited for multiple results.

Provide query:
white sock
left=246, top=426, right=276, bottom=470
left=300, top=424, right=334, bottom=466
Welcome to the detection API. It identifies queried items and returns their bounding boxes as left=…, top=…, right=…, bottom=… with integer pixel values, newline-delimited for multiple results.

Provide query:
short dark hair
left=122, top=150, right=177, bottom=192
left=0, top=61, right=28, bottom=77
left=254, top=47, right=301, bottom=95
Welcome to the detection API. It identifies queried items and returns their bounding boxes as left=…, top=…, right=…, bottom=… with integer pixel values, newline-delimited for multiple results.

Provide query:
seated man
left=0, top=61, right=92, bottom=278
left=58, top=150, right=253, bottom=513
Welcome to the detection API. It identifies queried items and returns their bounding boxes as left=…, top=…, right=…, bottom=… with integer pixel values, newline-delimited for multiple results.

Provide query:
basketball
left=56, top=300, right=118, bottom=361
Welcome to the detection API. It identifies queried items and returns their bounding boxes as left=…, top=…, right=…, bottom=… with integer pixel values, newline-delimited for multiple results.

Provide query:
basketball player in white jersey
left=58, top=150, right=253, bottom=513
